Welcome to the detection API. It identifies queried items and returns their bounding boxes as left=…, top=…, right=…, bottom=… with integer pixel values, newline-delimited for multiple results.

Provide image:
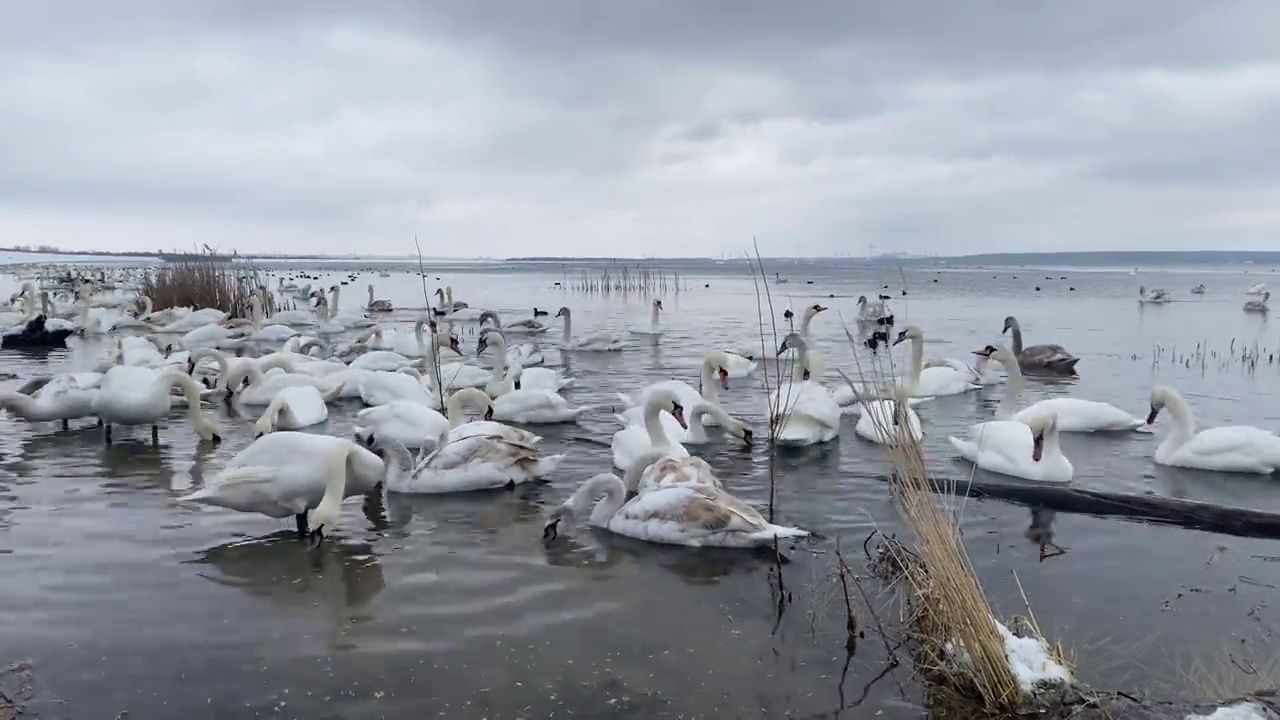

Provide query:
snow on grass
left=994, top=621, right=1071, bottom=692
left=1187, top=701, right=1275, bottom=720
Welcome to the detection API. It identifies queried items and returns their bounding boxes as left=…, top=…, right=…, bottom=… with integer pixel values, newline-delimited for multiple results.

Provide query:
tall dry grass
left=140, top=259, right=272, bottom=317
left=837, top=318, right=1026, bottom=713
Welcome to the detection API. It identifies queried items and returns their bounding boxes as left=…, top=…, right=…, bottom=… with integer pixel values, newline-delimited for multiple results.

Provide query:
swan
left=479, top=310, right=548, bottom=335
left=248, top=296, right=299, bottom=342
left=778, top=303, right=829, bottom=376
left=358, top=319, right=438, bottom=358
left=348, top=349, right=416, bottom=372
left=1247, top=283, right=1268, bottom=296
left=488, top=366, right=599, bottom=424
left=311, top=296, right=347, bottom=335
left=354, top=387, right=536, bottom=451
left=556, top=307, right=626, bottom=352
left=1191, top=284, right=1206, bottom=295
left=356, top=369, right=440, bottom=409
left=228, top=364, right=344, bottom=406
left=977, top=344, right=1147, bottom=432
left=629, top=299, right=665, bottom=337
left=325, top=285, right=375, bottom=328
left=892, top=326, right=981, bottom=397
left=105, top=295, right=153, bottom=330
left=615, top=397, right=752, bottom=446
left=178, top=433, right=387, bottom=540
left=949, top=411, right=1073, bottom=483
left=1244, top=291, right=1270, bottom=313
left=846, top=384, right=922, bottom=446
left=625, top=449, right=724, bottom=494
left=150, top=307, right=227, bottom=334
left=543, top=460, right=809, bottom=549
left=0, top=371, right=102, bottom=429
left=366, top=285, right=393, bottom=312
left=381, top=424, right=565, bottom=494
left=923, top=354, right=1002, bottom=386
left=1001, top=316, right=1080, bottom=375
left=253, top=385, right=330, bottom=437
left=617, top=351, right=732, bottom=418
left=181, top=322, right=250, bottom=350
left=477, top=329, right=570, bottom=392
left=433, top=286, right=469, bottom=312
left=92, top=365, right=222, bottom=444
left=611, top=388, right=691, bottom=470
left=770, top=334, right=842, bottom=446
left=1138, top=285, right=1171, bottom=304
left=856, top=295, right=889, bottom=321
left=1146, top=386, right=1280, bottom=474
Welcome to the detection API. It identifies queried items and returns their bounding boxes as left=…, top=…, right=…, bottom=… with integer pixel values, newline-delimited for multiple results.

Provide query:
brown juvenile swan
left=1002, top=316, right=1079, bottom=375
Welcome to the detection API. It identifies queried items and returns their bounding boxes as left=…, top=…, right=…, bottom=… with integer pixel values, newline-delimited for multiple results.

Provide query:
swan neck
left=1165, top=392, right=1196, bottom=440
left=800, top=310, right=816, bottom=335
left=994, top=356, right=1023, bottom=420
left=793, top=344, right=809, bottom=383
left=699, top=358, right=720, bottom=402
left=162, top=371, right=210, bottom=434
left=445, top=393, right=465, bottom=428
left=561, top=312, right=572, bottom=341
left=315, top=445, right=351, bottom=519
left=908, top=337, right=924, bottom=385
left=1041, top=422, right=1062, bottom=457
left=1009, top=324, right=1024, bottom=355
left=650, top=304, right=660, bottom=326
left=643, top=397, right=667, bottom=446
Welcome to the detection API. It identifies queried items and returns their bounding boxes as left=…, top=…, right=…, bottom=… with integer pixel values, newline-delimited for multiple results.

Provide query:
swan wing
left=1179, top=427, right=1280, bottom=462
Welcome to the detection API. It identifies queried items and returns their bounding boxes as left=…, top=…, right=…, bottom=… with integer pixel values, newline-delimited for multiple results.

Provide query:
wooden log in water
left=889, top=474, right=1280, bottom=540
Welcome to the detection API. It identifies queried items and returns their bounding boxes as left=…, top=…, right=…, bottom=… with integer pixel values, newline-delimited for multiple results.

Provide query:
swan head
left=807, top=303, right=828, bottom=316
left=893, top=325, right=923, bottom=346
left=652, top=299, right=663, bottom=310
left=647, top=389, right=687, bottom=429
left=1001, top=316, right=1019, bottom=334
left=973, top=344, right=1015, bottom=364
left=478, top=310, right=500, bottom=327
left=1147, top=386, right=1177, bottom=425
left=555, top=306, right=570, bottom=318
left=783, top=308, right=794, bottom=321
left=1022, top=412, right=1057, bottom=462
left=857, top=295, right=867, bottom=306
left=703, top=351, right=732, bottom=389
left=448, top=335, right=461, bottom=354
left=727, top=418, right=753, bottom=446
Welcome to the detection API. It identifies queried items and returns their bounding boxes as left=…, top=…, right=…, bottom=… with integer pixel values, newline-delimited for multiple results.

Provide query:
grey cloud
left=1, top=1, right=1279, bottom=256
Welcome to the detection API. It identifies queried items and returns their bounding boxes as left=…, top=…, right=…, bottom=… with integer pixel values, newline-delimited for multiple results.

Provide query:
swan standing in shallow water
left=892, top=326, right=980, bottom=397
left=92, top=365, right=222, bottom=444
left=611, top=388, right=690, bottom=470
left=1146, top=386, right=1280, bottom=474
left=1002, top=316, right=1079, bottom=375
left=0, top=372, right=103, bottom=429
left=556, top=306, right=626, bottom=352
left=629, top=299, right=664, bottom=337
left=949, top=411, right=1073, bottom=483
left=178, top=433, right=387, bottom=540
left=978, top=344, right=1146, bottom=432
left=771, top=333, right=842, bottom=446
left=543, top=455, right=808, bottom=549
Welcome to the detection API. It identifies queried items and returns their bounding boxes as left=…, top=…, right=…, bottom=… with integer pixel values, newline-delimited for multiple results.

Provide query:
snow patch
left=995, top=621, right=1072, bottom=692
left=1187, top=701, right=1275, bottom=720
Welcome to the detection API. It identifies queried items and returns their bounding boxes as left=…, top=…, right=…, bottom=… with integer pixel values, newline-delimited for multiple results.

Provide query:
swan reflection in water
left=187, top=533, right=386, bottom=647
left=543, top=524, right=783, bottom=585
left=1025, top=507, right=1065, bottom=561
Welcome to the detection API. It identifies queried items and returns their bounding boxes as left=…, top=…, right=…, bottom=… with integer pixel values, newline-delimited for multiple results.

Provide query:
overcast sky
left=3, top=2, right=1278, bottom=258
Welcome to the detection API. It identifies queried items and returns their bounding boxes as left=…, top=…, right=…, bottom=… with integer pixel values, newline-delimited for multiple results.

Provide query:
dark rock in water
left=1, top=661, right=35, bottom=720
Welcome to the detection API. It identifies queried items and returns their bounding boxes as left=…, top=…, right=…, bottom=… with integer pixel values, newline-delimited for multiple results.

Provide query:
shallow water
left=2, top=262, right=1280, bottom=717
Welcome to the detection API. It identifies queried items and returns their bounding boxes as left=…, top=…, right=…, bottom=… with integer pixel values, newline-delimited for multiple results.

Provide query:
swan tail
left=557, top=378, right=577, bottom=390
left=525, top=453, right=567, bottom=478
left=178, top=466, right=278, bottom=505
left=748, top=524, right=810, bottom=542
left=948, top=435, right=978, bottom=462
left=616, top=392, right=637, bottom=407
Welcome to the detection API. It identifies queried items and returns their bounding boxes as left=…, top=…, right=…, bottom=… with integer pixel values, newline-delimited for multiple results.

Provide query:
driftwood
left=884, top=473, right=1280, bottom=540
left=1076, top=689, right=1280, bottom=719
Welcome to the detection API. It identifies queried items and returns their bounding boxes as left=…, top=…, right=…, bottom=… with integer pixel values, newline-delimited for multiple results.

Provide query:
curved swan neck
left=994, top=355, right=1023, bottom=420
left=329, top=286, right=341, bottom=312
left=907, top=336, right=924, bottom=385
left=445, top=390, right=485, bottom=428
left=569, top=475, right=626, bottom=524
left=161, top=370, right=215, bottom=438
left=643, top=397, right=669, bottom=446
left=311, top=444, right=352, bottom=532
left=0, top=393, right=38, bottom=418
left=1040, top=421, right=1062, bottom=457
left=192, top=348, right=230, bottom=385
left=699, top=357, right=721, bottom=402
left=792, top=343, right=810, bottom=382
left=1164, top=391, right=1196, bottom=440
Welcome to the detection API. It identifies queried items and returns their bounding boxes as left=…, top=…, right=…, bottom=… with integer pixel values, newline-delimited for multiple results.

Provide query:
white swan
left=359, top=319, right=433, bottom=357
left=479, top=310, right=549, bottom=335
left=615, top=397, right=751, bottom=446
left=1138, top=286, right=1171, bottom=304
left=770, top=333, right=842, bottom=446
left=856, top=295, right=889, bottom=321
left=92, top=365, right=222, bottom=444
left=556, top=307, right=626, bottom=352
left=617, top=351, right=732, bottom=420
left=229, top=364, right=344, bottom=407
left=629, top=299, right=665, bottom=337
left=778, top=303, right=829, bottom=376
left=248, top=296, right=300, bottom=342
left=381, top=423, right=565, bottom=494
left=253, top=385, right=329, bottom=437
left=354, top=387, right=537, bottom=451
left=949, top=411, right=1073, bottom=483
left=543, top=459, right=809, bottom=549
left=1146, top=386, right=1280, bottom=474
left=923, top=354, right=1002, bottom=386
left=178, top=433, right=387, bottom=540
left=892, top=325, right=981, bottom=397
left=611, top=388, right=691, bottom=470
left=0, top=371, right=102, bottom=428
left=488, top=366, right=598, bottom=424
left=1247, top=283, right=1268, bottom=296
left=1244, top=291, right=1270, bottom=313
left=976, top=344, right=1146, bottom=432
left=181, top=322, right=249, bottom=350
left=477, top=329, right=571, bottom=392
left=356, top=369, right=440, bottom=409
left=844, top=384, right=922, bottom=446
left=325, top=285, right=375, bottom=328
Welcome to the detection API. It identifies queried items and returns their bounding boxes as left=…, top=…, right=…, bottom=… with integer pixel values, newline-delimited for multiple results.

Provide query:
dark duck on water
left=2, top=314, right=81, bottom=350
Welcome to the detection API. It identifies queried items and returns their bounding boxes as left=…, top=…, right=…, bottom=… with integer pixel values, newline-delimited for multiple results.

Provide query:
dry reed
left=563, top=264, right=684, bottom=295
left=139, top=258, right=271, bottom=317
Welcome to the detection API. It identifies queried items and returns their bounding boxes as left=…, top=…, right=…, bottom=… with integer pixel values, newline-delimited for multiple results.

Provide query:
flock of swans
left=1140, top=281, right=1271, bottom=313
left=3, top=270, right=1279, bottom=558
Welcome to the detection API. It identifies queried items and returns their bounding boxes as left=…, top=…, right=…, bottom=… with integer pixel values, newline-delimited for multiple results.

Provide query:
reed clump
left=840, top=319, right=1073, bottom=717
left=140, top=259, right=271, bottom=317
left=565, top=264, right=683, bottom=295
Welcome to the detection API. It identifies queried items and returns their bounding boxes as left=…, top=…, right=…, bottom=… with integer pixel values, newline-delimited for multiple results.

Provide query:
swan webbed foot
left=61, top=419, right=69, bottom=431
left=151, top=425, right=160, bottom=445
left=104, top=424, right=112, bottom=445
left=542, top=518, right=561, bottom=541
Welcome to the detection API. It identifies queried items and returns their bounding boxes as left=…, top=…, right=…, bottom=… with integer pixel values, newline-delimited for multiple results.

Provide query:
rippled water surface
left=3, top=261, right=1280, bottom=717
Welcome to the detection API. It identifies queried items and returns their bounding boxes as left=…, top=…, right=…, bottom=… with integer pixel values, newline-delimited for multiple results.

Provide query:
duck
left=1146, top=386, right=1280, bottom=474
left=977, top=344, right=1146, bottom=432
left=253, top=385, right=330, bottom=437
left=949, top=411, right=1072, bottom=483
left=178, top=433, right=388, bottom=540
left=91, top=365, right=222, bottom=444
left=1001, top=316, right=1080, bottom=375
left=611, top=388, right=691, bottom=470
left=770, top=333, right=842, bottom=446
left=542, top=457, right=808, bottom=549
left=556, top=307, right=626, bottom=352
left=891, top=326, right=981, bottom=397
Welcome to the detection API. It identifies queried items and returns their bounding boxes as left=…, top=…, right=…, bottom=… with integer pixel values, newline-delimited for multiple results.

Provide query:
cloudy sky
left=3, top=1, right=1279, bottom=258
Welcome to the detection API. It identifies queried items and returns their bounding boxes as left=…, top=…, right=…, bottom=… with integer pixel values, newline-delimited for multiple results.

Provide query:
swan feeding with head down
left=1146, top=386, right=1280, bottom=474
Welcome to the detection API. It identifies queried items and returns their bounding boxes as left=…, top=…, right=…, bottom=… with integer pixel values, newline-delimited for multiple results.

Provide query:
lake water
left=2, top=260, right=1279, bottom=718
